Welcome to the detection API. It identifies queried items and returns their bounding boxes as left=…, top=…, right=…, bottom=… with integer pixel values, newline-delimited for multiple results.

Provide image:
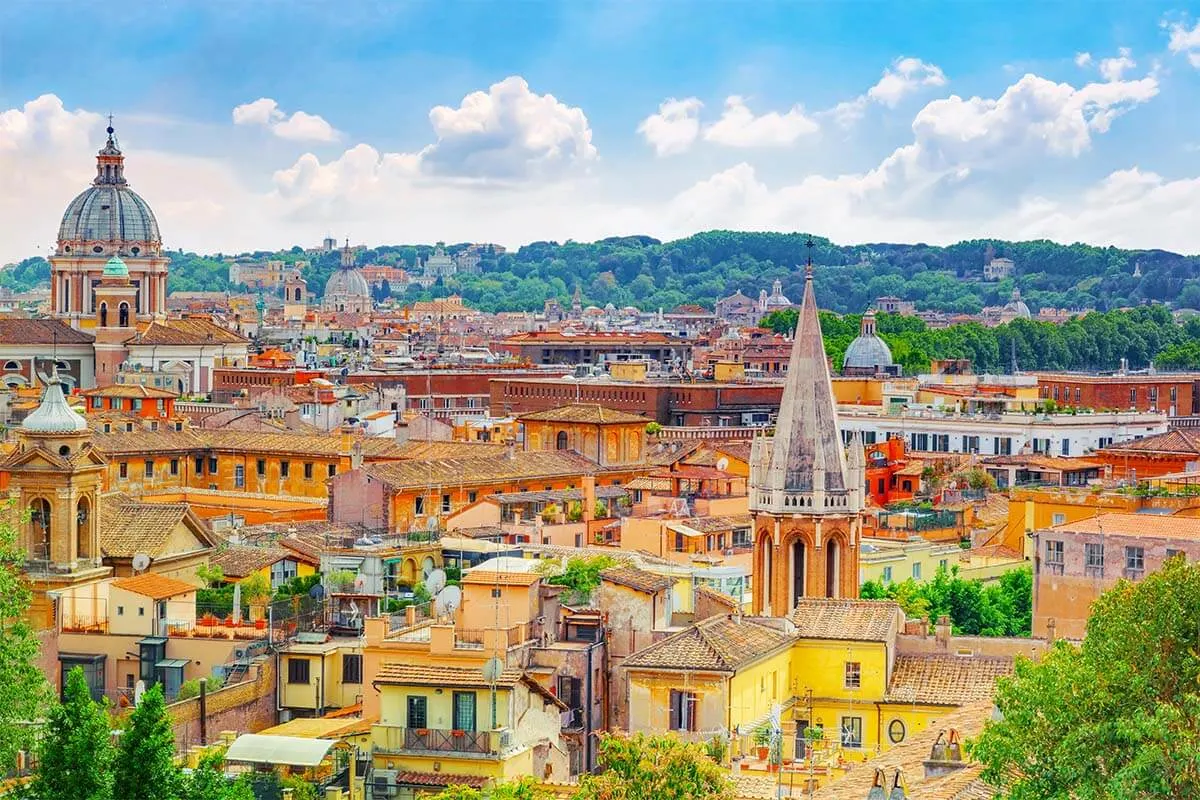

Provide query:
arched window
left=118, top=302, right=130, bottom=327
left=76, top=497, right=91, bottom=561
left=294, top=287, right=302, bottom=302
left=99, top=303, right=108, bottom=327
left=556, top=431, right=569, bottom=450
left=3, top=360, right=19, bottom=371
left=29, top=498, right=51, bottom=560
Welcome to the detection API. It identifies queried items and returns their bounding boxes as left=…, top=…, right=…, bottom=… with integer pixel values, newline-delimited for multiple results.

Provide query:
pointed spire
left=23, top=364, right=88, bottom=434
left=94, top=116, right=126, bottom=185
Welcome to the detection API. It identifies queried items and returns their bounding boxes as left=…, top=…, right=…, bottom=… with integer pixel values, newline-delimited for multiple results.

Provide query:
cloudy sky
left=3, top=0, right=1200, bottom=263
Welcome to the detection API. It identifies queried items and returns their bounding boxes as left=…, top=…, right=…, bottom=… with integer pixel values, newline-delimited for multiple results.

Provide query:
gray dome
left=843, top=333, right=894, bottom=370
left=58, top=184, right=161, bottom=246
left=1003, top=290, right=1032, bottom=319
left=23, top=376, right=88, bottom=434
left=325, top=267, right=370, bottom=298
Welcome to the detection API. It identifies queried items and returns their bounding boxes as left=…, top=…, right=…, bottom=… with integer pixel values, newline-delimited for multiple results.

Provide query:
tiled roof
left=488, top=486, right=628, bottom=505
left=396, top=441, right=510, bottom=460
left=644, top=440, right=703, bottom=467
left=395, top=772, right=487, bottom=789
left=600, top=566, right=674, bottom=594
left=91, top=429, right=205, bottom=455
left=680, top=514, right=752, bottom=533
left=695, top=585, right=739, bottom=612
left=100, top=495, right=212, bottom=558
left=364, top=450, right=605, bottom=489
left=621, top=615, right=792, bottom=672
left=211, top=544, right=296, bottom=578
left=518, top=404, right=648, bottom=425
left=1102, top=428, right=1200, bottom=455
left=885, top=655, right=1013, bottom=705
left=82, top=384, right=178, bottom=399
left=811, top=702, right=996, bottom=800
left=128, top=318, right=247, bottom=346
left=1053, top=512, right=1200, bottom=539
left=789, top=599, right=902, bottom=642
left=982, top=454, right=1102, bottom=471
left=111, top=573, right=196, bottom=600
left=374, top=663, right=522, bottom=688
left=0, top=319, right=93, bottom=344
left=713, top=441, right=752, bottom=463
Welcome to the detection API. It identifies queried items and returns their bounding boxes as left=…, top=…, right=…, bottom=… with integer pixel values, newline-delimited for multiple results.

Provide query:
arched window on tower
left=99, top=303, right=108, bottom=327
left=76, top=497, right=91, bottom=561
left=294, top=287, right=302, bottom=302
left=118, top=302, right=129, bottom=327
left=556, top=431, right=569, bottom=450
left=29, top=498, right=51, bottom=562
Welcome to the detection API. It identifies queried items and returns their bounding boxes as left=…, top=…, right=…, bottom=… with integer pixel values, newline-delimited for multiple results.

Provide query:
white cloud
left=866, top=57, right=948, bottom=107
left=637, top=97, right=703, bottom=156
left=1098, top=48, right=1136, bottom=81
left=701, top=96, right=818, bottom=147
left=421, top=76, right=597, bottom=179
left=1167, top=18, right=1200, bottom=66
left=1075, top=52, right=1093, bottom=67
left=231, top=98, right=338, bottom=142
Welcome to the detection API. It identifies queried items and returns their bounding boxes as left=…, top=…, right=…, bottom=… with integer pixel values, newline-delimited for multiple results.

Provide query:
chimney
left=923, top=729, right=966, bottom=780
left=1046, top=617, right=1057, bottom=643
left=505, top=437, right=516, bottom=460
left=866, top=768, right=906, bottom=800
left=351, top=441, right=363, bottom=470
left=582, top=474, right=596, bottom=523
left=935, top=615, right=951, bottom=649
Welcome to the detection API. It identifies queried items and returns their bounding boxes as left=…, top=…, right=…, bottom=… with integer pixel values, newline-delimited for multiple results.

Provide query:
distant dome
left=57, top=127, right=161, bottom=250
left=23, top=375, right=88, bottom=434
left=843, top=334, right=894, bottom=370
left=325, top=267, right=370, bottom=298
left=102, top=255, right=129, bottom=278
left=1003, top=290, right=1032, bottom=319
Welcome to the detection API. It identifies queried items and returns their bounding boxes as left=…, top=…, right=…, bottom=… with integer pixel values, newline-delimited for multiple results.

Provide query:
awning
left=225, top=733, right=337, bottom=767
left=665, top=521, right=706, bottom=538
left=154, top=658, right=190, bottom=670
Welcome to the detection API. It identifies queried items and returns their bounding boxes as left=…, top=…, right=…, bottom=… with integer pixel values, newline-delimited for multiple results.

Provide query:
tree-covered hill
left=10, top=231, right=1200, bottom=313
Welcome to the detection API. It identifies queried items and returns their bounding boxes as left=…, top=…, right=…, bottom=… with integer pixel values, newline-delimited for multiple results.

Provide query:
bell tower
left=749, top=244, right=864, bottom=616
left=93, top=255, right=137, bottom=385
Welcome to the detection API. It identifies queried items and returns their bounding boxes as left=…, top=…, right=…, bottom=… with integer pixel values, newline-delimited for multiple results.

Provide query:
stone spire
left=94, top=117, right=127, bottom=186
left=750, top=265, right=858, bottom=515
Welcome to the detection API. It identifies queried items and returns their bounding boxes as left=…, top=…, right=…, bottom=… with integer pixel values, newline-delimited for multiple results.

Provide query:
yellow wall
left=831, top=378, right=884, bottom=407
left=280, top=645, right=363, bottom=712
left=789, top=639, right=889, bottom=752
left=727, top=646, right=794, bottom=731
left=379, top=684, right=512, bottom=731
left=106, top=451, right=345, bottom=500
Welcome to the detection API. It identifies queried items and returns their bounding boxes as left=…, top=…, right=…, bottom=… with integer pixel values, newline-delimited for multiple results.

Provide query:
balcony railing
left=373, top=725, right=510, bottom=756
left=1044, top=561, right=1065, bottom=576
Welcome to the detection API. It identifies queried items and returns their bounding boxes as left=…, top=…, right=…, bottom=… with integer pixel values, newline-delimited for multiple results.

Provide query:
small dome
left=843, top=334, right=894, bottom=370
left=58, top=184, right=161, bottom=246
left=103, top=255, right=129, bottom=278
left=1003, top=290, right=1032, bottom=319
left=23, top=375, right=88, bottom=434
left=325, top=267, right=370, bottom=298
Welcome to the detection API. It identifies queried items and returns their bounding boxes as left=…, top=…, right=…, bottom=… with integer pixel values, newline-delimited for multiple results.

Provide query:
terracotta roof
left=621, top=615, right=792, bottom=672
left=375, top=663, right=523, bottom=688
left=111, top=573, right=196, bottom=600
left=211, top=544, right=298, bottom=578
left=396, top=441, right=509, bottom=460
left=129, top=318, right=247, bottom=346
left=695, top=585, right=739, bottom=612
left=518, top=404, right=647, bottom=425
left=644, top=440, right=703, bottom=466
left=885, top=655, right=1013, bottom=705
left=713, top=441, right=752, bottom=463
left=982, top=454, right=1102, bottom=471
left=600, top=566, right=673, bottom=594
left=0, top=319, right=93, bottom=344
left=789, top=599, right=903, bottom=642
left=810, top=702, right=996, bottom=800
left=99, top=495, right=214, bottom=558
left=364, top=450, right=605, bottom=489
left=1051, top=512, right=1200, bottom=539
left=91, top=429, right=205, bottom=455
left=1101, top=428, right=1200, bottom=455
left=680, top=514, right=752, bottom=533
left=82, top=384, right=178, bottom=399
left=395, top=772, right=487, bottom=789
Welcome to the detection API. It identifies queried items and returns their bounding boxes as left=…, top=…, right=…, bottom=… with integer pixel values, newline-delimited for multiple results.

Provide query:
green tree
left=431, top=777, right=548, bottom=800
left=574, top=732, right=734, bottom=800
left=542, top=555, right=617, bottom=604
left=33, top=666, right=115, bottom=800
left=183, top=750, right=255, bottom=800
left=0, top=503, right=50, bottom=773
left=114, top=682, right=182, bottom=800
left=974, top=556, right=1200, bottom=798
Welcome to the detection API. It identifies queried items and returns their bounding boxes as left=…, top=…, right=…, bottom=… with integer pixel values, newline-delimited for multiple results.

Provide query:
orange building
left=250, top=348, right=296, bottom=369
left=1094, top=428, right=1200, bottom=480
left=864, top=437, right=920, bottom=506
left=81, top=384, right=178, bottom=419
left=519, top=404, right=648, bottom=467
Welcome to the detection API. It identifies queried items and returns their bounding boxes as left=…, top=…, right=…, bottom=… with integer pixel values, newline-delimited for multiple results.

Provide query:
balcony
left=372, top=725, right=513, bottom=758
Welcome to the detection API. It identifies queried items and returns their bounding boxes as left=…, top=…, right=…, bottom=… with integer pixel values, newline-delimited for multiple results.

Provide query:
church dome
left=1003, top=290, right=1032, bottom=319
left=842, top=311, right=895, bottom=372
left=102, top=255, right=129, bottom=278
left=325, top=267, right=370, bottom=299
left=23, top=374, right=88, bottom=434
left=56, top=126, right=161, bottom=252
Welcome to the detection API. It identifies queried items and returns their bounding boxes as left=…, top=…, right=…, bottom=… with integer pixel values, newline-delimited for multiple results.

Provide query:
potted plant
left=240, top=573, right=272, bottom=623
left=705, top=733, right=729, bottom=765
left=224, top=615, right=236, bottom=628
left=200, top=612, right=218, bottom=627
left=768, top=736, right=783, bottom=773
left=254, top=618, right=267, bottom=630
left=753, top=726, right=770, bottom=761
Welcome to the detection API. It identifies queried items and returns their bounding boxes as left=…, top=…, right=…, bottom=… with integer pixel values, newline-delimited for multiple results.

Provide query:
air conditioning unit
left=372, top=769, right=398, bottom=796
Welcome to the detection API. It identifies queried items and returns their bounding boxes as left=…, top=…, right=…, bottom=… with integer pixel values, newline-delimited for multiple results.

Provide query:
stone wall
left=168, top=657, right=277, bottom=752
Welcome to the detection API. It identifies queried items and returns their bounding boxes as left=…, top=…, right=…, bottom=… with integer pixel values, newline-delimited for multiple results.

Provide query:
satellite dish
left=716, top=457, right=730, bottom=471
left=434, top=585, right=462, bottom=617
left=426, top=569, right=447, bottom=596
left=426, top=516, right=439, bottom=532
left=481, top=656, right=504, bottom=684
left=308, top=583, right=325, bottom=600
left=131, top=553, right=151, bottom=573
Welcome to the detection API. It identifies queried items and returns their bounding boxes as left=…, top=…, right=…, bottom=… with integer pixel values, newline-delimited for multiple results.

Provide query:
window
left=342, top=654, right=362, bottom=684
left=194, top=456, right=204, bottom=475
left=674, top=532, right=685, bottom=552
left=327, top=464, right=336, bottom=478
left=407, top=695, right=427, bottom=729
left=1085, top=543, right=1105, bottom=578
left=415, top=496, right=425, bottom=515
left=279, top=460, right=290, bottom=478
left=234, top=465, right=245, bottom=489
left=887, top=719, right=906, bottom=744
left=256, top=459, right=266, bottom=477
left=881, top=566, right=892, bottom=583
left=452, top=691, right=477, bottom=732
left=304, top=462, right=314, bottom=480
left=442, top=494, right=451, bottom=513
left=669, top=689, right=698, bottom=732
left=1166, top=548, right=1185, bottom=561
left=1061, top=439, right=1070, bottom=456
left=994, top=437, right=1013, bottom=456
left=119, top=462, right=128, bottom=479
left=287, top=658, right=310, bottom=684
left=1045, top=540, right=1064, bottom=575
left=169, top=458, right=179, bottom=476
left=467, top=491, right=477, bottom=503
left=1052, top=513, right=1067, bottom=526
left=840, top=716, right=864, bottom=748
left=844, top=662, right=861, bottom=689
left=1130, top=387, right=1137, bottom=404
left=1125, top=546, right=1145, bottom=577
left=208, top=456, right=218, bottom=473
left=132, top=398, right=142, bottom=412
left=962, top=435, right=980, bottom=454
left=912, top=562, right=922, bottom=580
left=117, top=605, right=125, bottom=616
left=558, top=675, right=583, bottom=726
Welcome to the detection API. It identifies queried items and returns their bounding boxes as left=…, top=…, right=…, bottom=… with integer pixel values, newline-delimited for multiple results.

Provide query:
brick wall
left=168, top=657, right=278, bottom=752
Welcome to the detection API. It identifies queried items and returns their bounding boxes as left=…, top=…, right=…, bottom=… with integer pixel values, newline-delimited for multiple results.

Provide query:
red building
left=864, top=437, right=919, bottom=506
left=495, top=331, right=691, bottom=366
left=81, top=384, right=178, bottom=419
left=1035, top=372, right=1200, bottom=417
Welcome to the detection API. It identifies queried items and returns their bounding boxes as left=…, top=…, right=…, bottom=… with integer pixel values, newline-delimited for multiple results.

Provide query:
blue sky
left=3, top=0, right=1200, bottom=261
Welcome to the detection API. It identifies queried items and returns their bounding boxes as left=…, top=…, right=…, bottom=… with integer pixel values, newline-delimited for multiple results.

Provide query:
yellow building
left=210, top=544, right=318, bottom=591
left=518, top=404, right=648, bottom=468
left=279, top=637, right=365, bottom=717
left=859, top=537, right=1024, bottom=586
